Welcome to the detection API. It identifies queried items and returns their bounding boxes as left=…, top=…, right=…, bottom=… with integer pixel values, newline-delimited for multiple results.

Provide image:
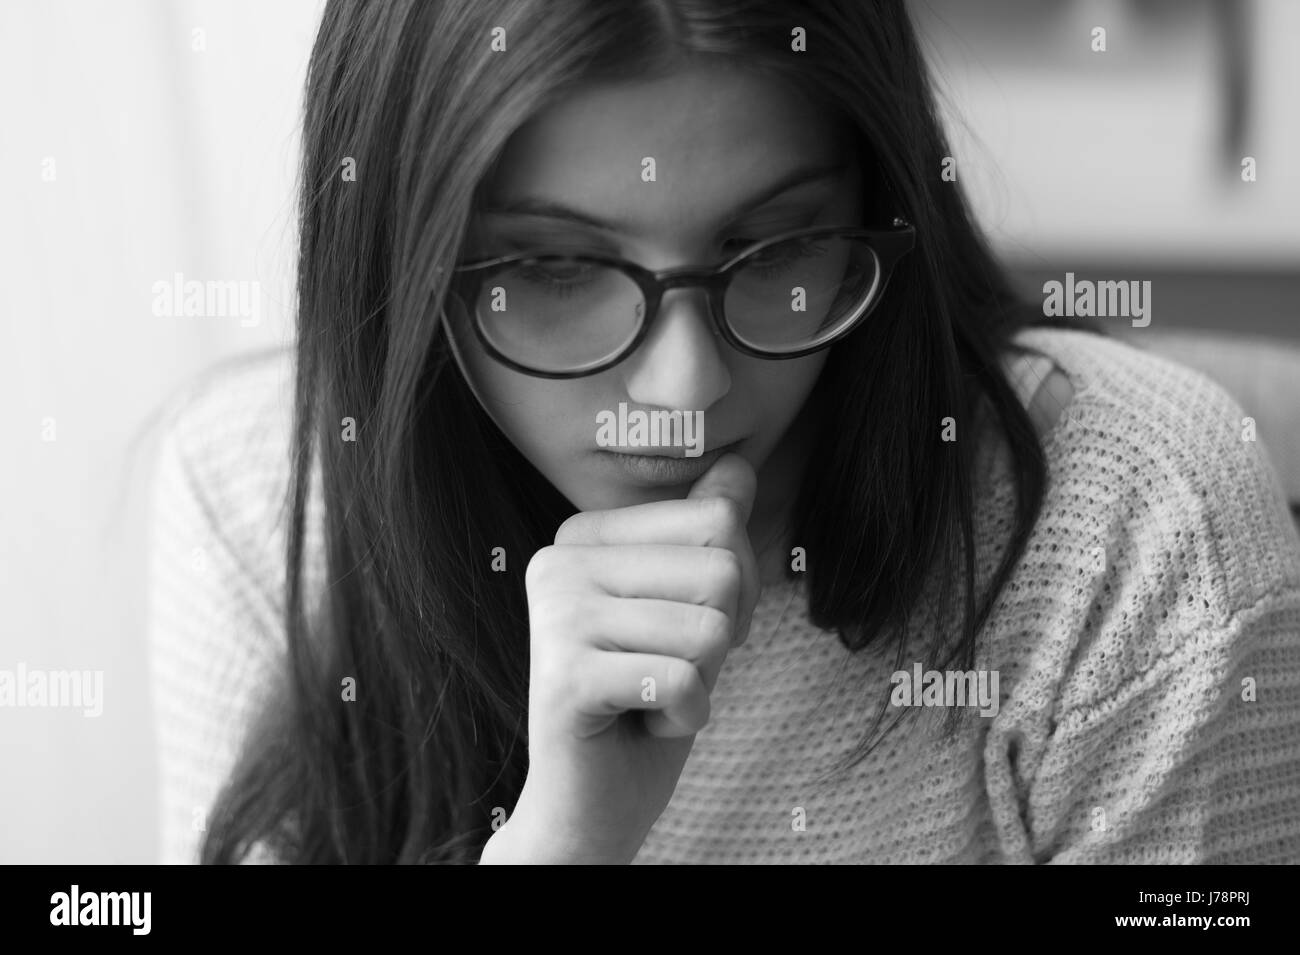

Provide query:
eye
left=517, top=260, right=596, bottom=283
left=511, top=260, right=601, bottom=299
left=732, top=237, right=829, bottom=278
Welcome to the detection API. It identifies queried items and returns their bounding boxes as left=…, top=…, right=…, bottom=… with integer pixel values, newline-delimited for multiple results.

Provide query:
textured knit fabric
left=1115, top=328, right=1300, bottom=504
left=147, top=327, right=1300, bottom=864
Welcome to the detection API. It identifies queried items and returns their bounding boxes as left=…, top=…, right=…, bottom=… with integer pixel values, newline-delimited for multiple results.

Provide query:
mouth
left=598, top=439, right=743, bottom=486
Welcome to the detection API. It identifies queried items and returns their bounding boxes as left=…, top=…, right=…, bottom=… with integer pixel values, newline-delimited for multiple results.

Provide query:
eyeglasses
left=448, top=218, right=916, bottom=378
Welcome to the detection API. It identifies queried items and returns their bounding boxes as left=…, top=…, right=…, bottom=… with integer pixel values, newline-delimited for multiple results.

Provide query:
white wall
left=0, top=0, right=321, bottom=863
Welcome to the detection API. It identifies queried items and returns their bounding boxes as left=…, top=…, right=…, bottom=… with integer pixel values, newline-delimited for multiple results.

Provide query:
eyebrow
left=479, top=161, right=849, bottom=234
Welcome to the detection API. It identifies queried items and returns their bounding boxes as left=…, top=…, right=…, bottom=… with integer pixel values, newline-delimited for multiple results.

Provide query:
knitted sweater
left=147, top=327, right=1300, bottom=864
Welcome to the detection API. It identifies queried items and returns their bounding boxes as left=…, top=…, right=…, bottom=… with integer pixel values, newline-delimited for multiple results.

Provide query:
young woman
left=149, top=0, right=1300, bottom=864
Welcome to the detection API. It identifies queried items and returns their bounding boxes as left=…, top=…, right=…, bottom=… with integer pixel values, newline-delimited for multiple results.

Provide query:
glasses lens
left=472, top=257, right=644, bottom=375
left=723, top=235, right=880, bottom=351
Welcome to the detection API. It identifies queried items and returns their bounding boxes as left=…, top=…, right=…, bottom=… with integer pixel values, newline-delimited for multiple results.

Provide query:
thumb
left=686, top=452, right=757, bottom=524
left=687, top=452, right=760, bottom=651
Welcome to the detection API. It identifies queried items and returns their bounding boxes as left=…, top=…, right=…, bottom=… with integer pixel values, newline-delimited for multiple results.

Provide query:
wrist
left=479, top=803, right=639, bottom=864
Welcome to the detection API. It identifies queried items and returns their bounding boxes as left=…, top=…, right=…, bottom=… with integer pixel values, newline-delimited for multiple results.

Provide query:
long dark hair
left=202, top=0, right=1103, bottom=864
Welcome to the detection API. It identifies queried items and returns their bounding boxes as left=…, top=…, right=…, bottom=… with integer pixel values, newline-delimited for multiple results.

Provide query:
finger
left=569, top=651, right=709, bottom=739
left=554, top=498, right=760, bottom=648
left=687, top=452, right=757, bottom=524
left=586, top=596, right=732, bottom=693
left=689, top=453, right=761, bottom=645
left=555, top=496, right=742, bottom=547
left=548, top=453, right=761, bottom=647
left=544, top=544, right=743, bottom=622
left=555, top=453, right=756, bottom=549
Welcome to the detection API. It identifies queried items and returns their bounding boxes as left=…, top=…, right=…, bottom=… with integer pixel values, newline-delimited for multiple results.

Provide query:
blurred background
left=1, top=0, right=1296, bottom=863
left=913, top=0, right=1300, bottom=335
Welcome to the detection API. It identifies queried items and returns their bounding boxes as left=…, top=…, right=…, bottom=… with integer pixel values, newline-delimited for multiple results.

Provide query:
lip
left=599, top=440, right=742, bottom=487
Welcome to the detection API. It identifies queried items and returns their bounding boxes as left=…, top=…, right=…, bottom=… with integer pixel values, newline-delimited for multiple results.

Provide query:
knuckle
left=698, top=692, right=712, bottom=729
left=530, top=644, right=578, bottom=701
left=529, top=590, right=595, bottom=649
left=700, top=496, right=744, bottom=535
left=554, top=510, right=598, bottom=545
left=661, top=657, right=704, bottom=704
left=525, top=544, right=578, bottom=592
left=705, top=545, right=743, bottom=592
left=529, top=595, right=571, bottom=636
left=694, top=605, right=732, bottom=655
left=525, top=546, right=557, bottom=589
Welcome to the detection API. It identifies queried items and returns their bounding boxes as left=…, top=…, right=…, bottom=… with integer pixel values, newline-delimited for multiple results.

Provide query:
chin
left=589, top=481, right=683, bottom=510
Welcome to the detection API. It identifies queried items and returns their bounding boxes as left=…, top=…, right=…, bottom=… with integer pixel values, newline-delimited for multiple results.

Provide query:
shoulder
left=989, top=325, right=1300, bottom=701
left=150, top=347, right=307, bottom=618
left=156, top=346, right=296, bottom=494
left=1015, top=325, right=1300, bottom=608
left=997, top=346, right=1073, bottom=438
left=148, top=348, right=312, bottom=864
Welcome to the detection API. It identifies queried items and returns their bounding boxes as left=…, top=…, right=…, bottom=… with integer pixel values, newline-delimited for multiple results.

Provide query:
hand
left=481, top=453, right=760, bottom=863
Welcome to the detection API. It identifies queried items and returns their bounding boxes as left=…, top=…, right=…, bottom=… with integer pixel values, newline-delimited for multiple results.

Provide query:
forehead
left=479, top=61, right=853, bottom=235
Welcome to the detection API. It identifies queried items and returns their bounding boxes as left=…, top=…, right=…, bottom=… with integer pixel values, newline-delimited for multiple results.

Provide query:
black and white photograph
left=3, top=0, right=1299, bottom=898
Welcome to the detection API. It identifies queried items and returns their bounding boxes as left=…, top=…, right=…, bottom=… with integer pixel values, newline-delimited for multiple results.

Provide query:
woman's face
left=449, top=60, right=863, bottom=514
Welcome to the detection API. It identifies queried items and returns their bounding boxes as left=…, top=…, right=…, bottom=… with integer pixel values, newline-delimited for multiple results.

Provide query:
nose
left=619, top=284, right=731, bottom=412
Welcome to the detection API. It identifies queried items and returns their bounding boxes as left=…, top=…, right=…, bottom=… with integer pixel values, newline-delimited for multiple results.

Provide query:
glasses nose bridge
left=653, top=265, right=727, bottom=295
left=639, top=266, right=728, bottom=342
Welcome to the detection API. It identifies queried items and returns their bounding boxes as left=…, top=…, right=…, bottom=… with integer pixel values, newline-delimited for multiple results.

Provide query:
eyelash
left=506, top=233, right=827, bottom=298
left=514, top=262, right=599, bottom=299
left=730, top=237, right=830, bottom=278
left=501, top=227, right=826, bottom=298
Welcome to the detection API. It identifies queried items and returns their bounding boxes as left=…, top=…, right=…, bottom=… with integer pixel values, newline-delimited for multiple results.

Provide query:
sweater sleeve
left=146, top=379, right=291, bottom=864
left=985, top=364, right=1300, bottom=864
left=1025, top=593, right=1300, bottom=863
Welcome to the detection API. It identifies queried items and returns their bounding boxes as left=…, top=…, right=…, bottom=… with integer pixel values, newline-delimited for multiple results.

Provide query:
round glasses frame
left=449, top=217, right=917, bottom=379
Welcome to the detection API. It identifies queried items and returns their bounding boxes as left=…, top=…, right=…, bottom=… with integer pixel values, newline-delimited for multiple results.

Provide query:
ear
left=1026, top=368, right=1074, bottom=437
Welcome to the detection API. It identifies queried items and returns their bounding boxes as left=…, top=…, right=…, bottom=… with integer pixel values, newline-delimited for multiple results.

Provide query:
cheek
left=459, top=344, right=599, bottom=468
left=447, top=317, right=623, bottom=510
left=477, top=365, right=574, bottom=449
left=739, top=353, right=827, bottom=435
